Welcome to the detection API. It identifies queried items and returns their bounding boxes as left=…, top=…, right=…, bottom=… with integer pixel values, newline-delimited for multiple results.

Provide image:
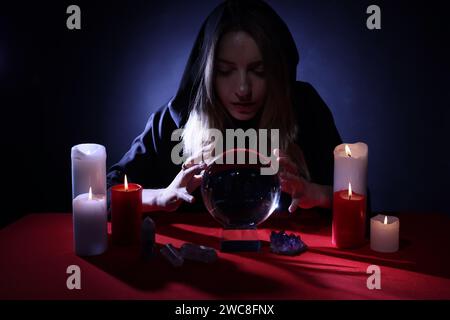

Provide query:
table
left=1, top=210, right=449, bottom=300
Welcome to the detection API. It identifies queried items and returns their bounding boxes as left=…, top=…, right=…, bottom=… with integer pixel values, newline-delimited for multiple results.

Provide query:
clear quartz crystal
left=180, top=243, right=218, bottom=263
left=160, top=244, right=184, bottom=267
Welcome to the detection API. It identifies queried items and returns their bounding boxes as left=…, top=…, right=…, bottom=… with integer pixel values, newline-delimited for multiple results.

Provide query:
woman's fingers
left=276, top=168, right=301, bottom=212
left=273, top=148, right=282, bottom=157
left=183, top=144, right=215, bottom=169
left=181, top=162, right=207, bottom=184
left=279, top=176, right=293, bottom=194
left=183, top=151, right=205, bottom=169
left=289, top=198, right=300, bottom=213
left=273, top=148, right=298, bottom=175
left=186, top=174, right=203, bottom=193
left=279, top=171, right=305, bottom=194
left=277, top=156, right=299, bottom=175
left=176, top=189, right=195, bottom=203
left=280, top=170, right=302, bottom=183
left=183, top=155, right=201, bottom=169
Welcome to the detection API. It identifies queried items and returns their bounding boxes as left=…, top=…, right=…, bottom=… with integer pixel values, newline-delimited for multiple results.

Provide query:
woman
left=107, top=0, right=342, bottom=214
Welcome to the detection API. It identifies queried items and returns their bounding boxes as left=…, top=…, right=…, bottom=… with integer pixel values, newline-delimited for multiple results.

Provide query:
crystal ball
left=201, top=149, right=281, bottom=229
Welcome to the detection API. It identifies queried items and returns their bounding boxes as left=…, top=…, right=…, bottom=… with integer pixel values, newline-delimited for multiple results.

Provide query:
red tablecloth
left=1, top=210, right=449, bottom=300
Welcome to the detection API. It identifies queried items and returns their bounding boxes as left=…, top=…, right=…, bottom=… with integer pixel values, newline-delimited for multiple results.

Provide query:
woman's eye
left=252, top=68, right=265, bottom=77
left=216, top=69, right=233, bottom=76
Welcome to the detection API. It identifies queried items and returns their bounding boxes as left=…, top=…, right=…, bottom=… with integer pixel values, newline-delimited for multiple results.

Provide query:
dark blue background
left=1, top=0, right=449, bottom=227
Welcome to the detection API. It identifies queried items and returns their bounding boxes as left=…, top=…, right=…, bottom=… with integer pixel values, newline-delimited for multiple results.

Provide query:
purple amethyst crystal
left=270, top=230, right=307, bottom=255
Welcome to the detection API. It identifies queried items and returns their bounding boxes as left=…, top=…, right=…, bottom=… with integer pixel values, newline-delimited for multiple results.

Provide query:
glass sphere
left=201, top=149, right=281, bottom=229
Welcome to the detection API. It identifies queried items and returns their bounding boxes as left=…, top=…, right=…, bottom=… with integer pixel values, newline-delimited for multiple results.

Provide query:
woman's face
left=214, top=31, right=267, bottom=121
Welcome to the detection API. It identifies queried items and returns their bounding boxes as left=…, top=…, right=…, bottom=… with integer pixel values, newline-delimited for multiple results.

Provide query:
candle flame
left=384, top=216, right=388, bottom=224
left=124, top=174, right=128, bottom=191
left=88, top=187, right=93, bottom=200
left=345, top=144, right=352, bottom=157
left=348, top=182, right=352, bottom=200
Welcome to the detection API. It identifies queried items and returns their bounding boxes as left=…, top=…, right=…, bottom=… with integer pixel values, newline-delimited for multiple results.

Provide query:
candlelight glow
left=88, top=187, right=93, bottom=200
left=124, top=174, right=129, bottom=191
left=345, top=144, right=352, bottom=157
left=348, top=182, right=352, bottom=200
left=384, top=216, right=388, bottom=224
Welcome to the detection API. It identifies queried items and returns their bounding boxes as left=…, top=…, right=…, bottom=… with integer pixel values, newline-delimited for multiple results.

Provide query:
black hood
left=169, top=0, right=299, bottom=127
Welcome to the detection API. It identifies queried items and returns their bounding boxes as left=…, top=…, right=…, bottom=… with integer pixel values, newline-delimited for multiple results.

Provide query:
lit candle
left=111, top=175, right=143, bottom=245
left=370, top=214, right=399, bottom=252
left=332, top=182, right=366, bottom=248
left=71, top=143, right=107, bottom=256
left=71, top=144, right=106, bottom=198
left=332, top=142, right=368, bottom=248
left=333, top=143, right=368, bottom=196
left=72, top=187, right=108, bottom=256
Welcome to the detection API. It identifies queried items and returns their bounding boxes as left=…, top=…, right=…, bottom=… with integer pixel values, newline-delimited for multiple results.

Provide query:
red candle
left=111, top=175, right=143, bottom=245
left=332, top=183, right=366, bottom=248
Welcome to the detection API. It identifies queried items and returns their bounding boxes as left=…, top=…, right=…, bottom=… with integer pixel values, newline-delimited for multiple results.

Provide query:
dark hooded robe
left=106, top=0, right=343, bottom=213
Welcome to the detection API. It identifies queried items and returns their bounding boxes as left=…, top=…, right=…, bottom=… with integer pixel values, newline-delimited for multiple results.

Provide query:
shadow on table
left=82, top=235, right=286, bottom=298
left=152, top=217, right=371, bottom=293
left=302, top=211, right=450, bottom=281
left=86, top=210, right=450, bottom=297
left=152, top=211, right=450, bottom=281
left=82, top=210, right=348, bottom=297
left=303, top=239, right=449, bottom=280
left=260, top=209, right=332, bottom=235
left=144, top=209, right=332, bottom=236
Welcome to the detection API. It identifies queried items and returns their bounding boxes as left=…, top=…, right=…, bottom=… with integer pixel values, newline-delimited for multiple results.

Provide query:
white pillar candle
left=333, top=142, right=368, bottom=195
left=71, top=143, right=106, bottom=198
left=370, top=214, right=400, bottom=253
left=71, top=143, right=107, bottom=256
left=72, top=188, right=108, bottom=256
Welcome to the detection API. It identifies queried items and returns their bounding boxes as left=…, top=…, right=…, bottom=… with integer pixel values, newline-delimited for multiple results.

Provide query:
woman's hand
left=274, top=148, right=332, bottom=213
left=142, top=162, right=206, bottom=212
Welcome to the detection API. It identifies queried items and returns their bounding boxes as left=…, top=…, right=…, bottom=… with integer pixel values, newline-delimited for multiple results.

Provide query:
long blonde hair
left=180, top=1, right=310, bottom=180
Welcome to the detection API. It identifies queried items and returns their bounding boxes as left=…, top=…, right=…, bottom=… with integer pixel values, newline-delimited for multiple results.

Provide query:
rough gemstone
left=160, top=244, right=184, bottom=267
left=141, top=216, right=156, bottom=260
left=180, top=243, right=218, bottom=263
left=270, top=230, right=307, bottom=255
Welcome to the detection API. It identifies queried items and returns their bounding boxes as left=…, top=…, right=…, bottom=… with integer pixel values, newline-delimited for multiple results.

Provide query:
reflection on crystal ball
left=201, top=149, right=281, bottom=229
